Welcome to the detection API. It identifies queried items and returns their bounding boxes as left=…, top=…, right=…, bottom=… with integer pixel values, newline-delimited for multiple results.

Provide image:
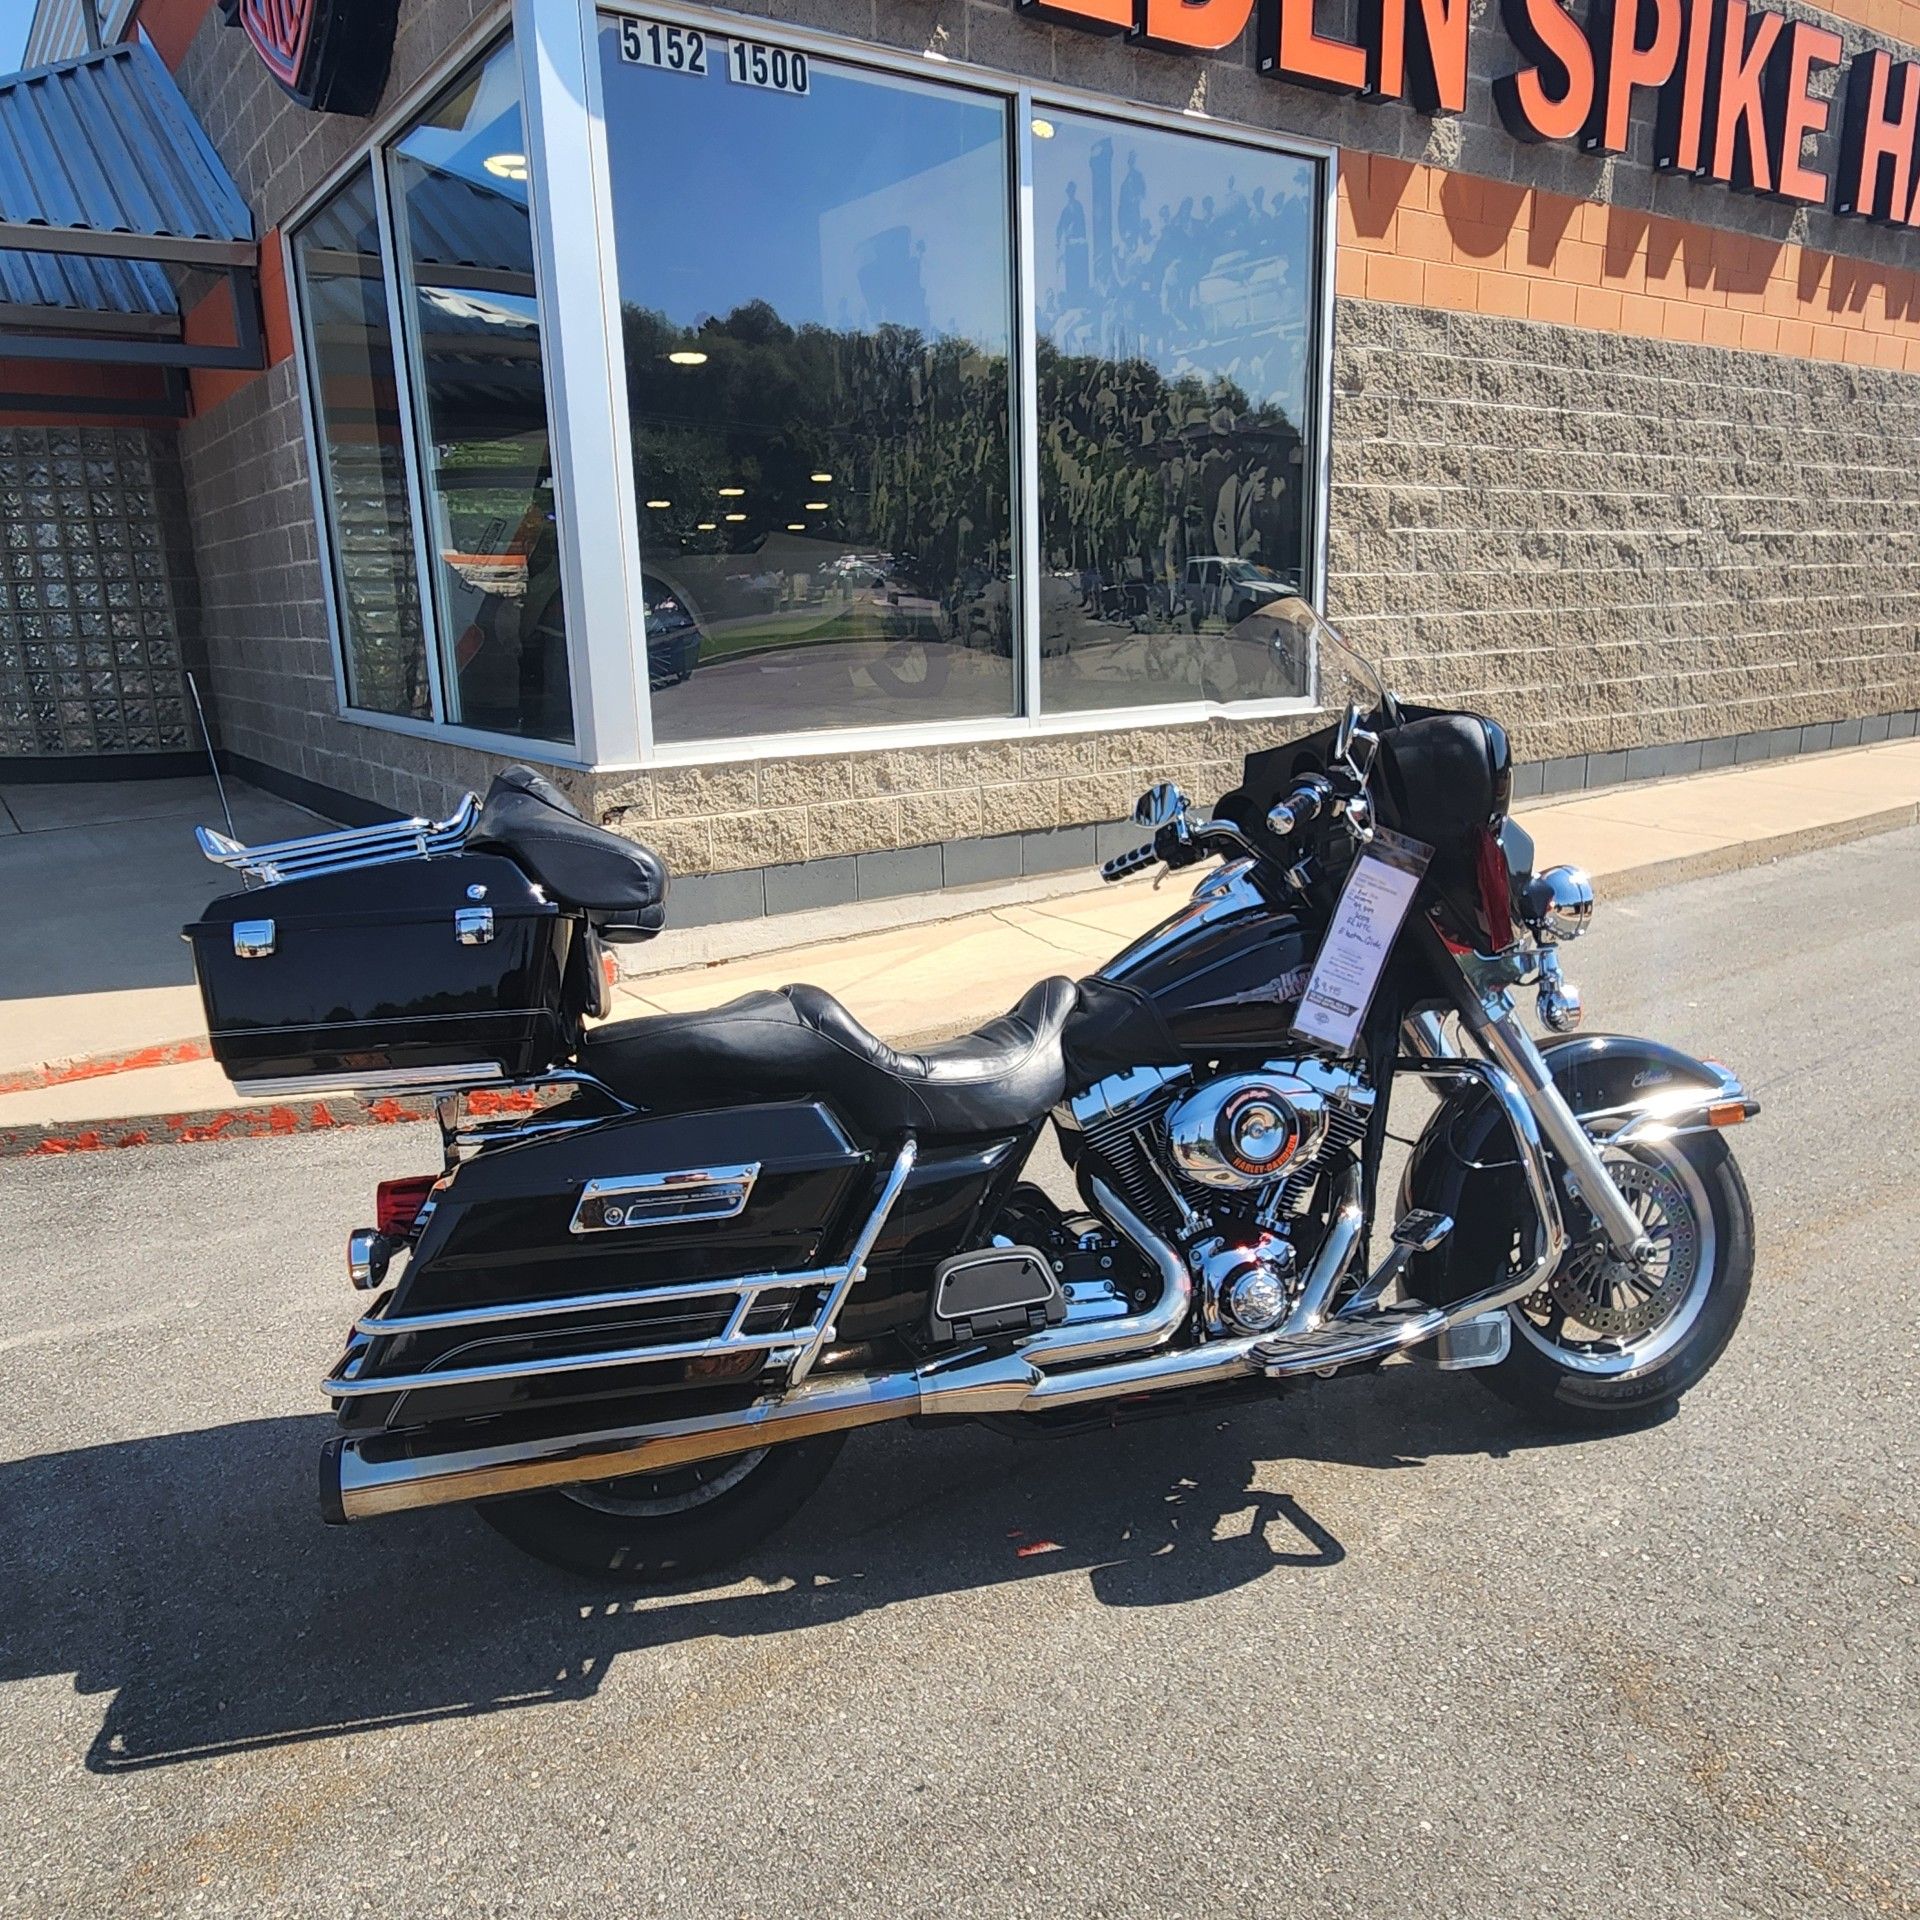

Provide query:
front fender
left=1400, top=1033, right=1757, bottom=1306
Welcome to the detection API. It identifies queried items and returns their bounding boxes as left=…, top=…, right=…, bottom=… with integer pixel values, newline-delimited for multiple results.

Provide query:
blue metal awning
left=0, top=39, right=260, bottom=375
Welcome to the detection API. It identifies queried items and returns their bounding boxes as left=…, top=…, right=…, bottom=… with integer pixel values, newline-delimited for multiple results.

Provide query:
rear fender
left=1401, top=1034, right=1758, bottom=1305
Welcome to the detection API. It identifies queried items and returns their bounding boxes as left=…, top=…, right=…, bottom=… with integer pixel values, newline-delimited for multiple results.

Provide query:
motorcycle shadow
left=1, top=1364, right=1590, bottom=1774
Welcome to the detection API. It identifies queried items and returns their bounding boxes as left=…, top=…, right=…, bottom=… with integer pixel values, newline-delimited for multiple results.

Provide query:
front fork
left=1407, top=980, right=1655, bottom=1266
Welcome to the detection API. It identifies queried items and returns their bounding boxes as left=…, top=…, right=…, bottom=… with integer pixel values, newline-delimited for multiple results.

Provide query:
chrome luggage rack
left=324, top=1139, right=919, bottom=1402
left=196, top=792, right=480, bottom=887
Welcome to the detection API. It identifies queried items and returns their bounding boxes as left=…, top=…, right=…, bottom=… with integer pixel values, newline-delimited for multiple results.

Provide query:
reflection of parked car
left=1182, top=556, right=1299, bottom=629
left=643, top=587, right=702, bottom=688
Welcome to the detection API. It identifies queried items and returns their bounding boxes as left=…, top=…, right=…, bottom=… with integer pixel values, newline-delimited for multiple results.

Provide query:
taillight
left=1473, top=825, right=1515, bottom=952
left=376, top=1174, right=438, bottom=1238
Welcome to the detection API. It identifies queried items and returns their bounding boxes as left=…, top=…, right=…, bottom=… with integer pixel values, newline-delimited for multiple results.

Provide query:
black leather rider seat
left=585, top=976, right=1080, bottom=1135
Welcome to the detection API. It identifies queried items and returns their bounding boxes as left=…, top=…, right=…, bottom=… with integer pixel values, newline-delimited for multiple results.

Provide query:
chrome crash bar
left=196, top=792, right=479, bottom=887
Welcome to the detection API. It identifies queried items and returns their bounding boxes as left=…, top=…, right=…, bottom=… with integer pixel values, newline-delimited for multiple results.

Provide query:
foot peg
left=1335, top=1210, right=1454, bottom=1319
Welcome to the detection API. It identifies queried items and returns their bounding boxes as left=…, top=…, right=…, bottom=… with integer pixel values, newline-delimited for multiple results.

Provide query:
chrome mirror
left=1333, top=701, right=1379, bottom=783
left=1132, top=782, right=1191, bottom=829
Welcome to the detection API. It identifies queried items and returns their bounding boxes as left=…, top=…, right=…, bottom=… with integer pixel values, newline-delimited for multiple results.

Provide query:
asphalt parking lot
left=3, top=827, right=1917, bottom=1919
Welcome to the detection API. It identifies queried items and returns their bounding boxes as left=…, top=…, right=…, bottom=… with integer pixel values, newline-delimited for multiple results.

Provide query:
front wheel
left=477, top=1434, right=846, bottom=1582
left=1476, top=1131, right=1753, bottom=1427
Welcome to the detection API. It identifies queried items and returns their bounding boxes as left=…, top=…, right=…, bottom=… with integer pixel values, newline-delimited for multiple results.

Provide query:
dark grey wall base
left=671, top=710, right=1920, bottom=929
left=0, top=749, right=214, bottom=784
left=220, top=750, right=404, bottom=829
left=1511, top=711, right=1915, bottom=801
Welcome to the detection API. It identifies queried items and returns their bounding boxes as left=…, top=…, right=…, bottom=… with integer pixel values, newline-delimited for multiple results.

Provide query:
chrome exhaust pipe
left=325, top=1067, right=1569, bottom=1523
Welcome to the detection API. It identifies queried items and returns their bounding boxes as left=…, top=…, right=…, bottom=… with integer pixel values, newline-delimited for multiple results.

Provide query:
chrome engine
left=1056, top=1059, right=1374, bottom=1336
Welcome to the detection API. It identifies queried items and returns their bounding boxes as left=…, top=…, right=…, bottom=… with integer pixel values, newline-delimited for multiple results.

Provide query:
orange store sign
left=1015, top=0, right=1920, bottom=225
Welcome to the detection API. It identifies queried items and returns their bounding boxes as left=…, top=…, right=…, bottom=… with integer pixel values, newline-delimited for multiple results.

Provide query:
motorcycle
left=186, top=602, right=1757, bottom=1581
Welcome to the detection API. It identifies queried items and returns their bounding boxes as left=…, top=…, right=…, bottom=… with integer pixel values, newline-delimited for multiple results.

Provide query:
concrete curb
left=1583, top=802, right=1920, bottom=901
left=4, top=798, right=1914, bottom=1159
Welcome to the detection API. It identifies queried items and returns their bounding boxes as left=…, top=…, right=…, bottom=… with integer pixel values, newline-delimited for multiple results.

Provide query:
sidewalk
left=3, top=737, right=1917, bottom=1154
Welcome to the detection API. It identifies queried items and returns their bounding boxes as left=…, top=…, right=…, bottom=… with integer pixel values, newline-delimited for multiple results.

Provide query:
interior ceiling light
left=787, top=522, right=806, bottom=531
left=805, top=502, right=829, bottom=511
left=696, top=520, right=717, bottom=531
left=483, top=152, right=529, bottom=180
left=1031, top=117, right=1055, bottom=139
left=644, top=498, right=671, bottom=509
left=724, top=512, right=747, bottom=522
left=810, top=471, right=833, bottom=483
left=667, top=349, right=708, bottom=367
left=717, top=486, right=746, bottom=497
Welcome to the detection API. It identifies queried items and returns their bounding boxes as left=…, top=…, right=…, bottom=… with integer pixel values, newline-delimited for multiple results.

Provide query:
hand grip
left=1101, top=842, right=1158, bottom=883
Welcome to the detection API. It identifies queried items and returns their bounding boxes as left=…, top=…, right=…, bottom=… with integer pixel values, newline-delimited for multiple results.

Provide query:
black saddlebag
left=186, top=851, right=579, bottom=1088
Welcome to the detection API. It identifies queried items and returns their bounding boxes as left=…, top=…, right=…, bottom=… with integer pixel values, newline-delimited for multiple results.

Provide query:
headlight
left=1523, top=864, right=1594, bottom=943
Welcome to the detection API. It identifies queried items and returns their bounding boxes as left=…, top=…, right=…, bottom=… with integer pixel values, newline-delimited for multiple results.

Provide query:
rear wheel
left=1475, top=1131, right=1753, bottom=1427
left=477, top=1434, right=846, bottom=1582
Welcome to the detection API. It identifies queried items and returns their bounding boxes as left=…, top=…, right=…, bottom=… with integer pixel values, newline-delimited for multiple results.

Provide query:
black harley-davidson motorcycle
left=186, top=605, right=1757, bottom=1580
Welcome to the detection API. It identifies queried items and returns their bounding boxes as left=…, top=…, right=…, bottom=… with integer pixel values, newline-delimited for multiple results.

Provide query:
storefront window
left=596, top=25, right=1019, bottom=744
left=290, top=164, right=430, bottom=720
left=1032, top=112, right=1318, bottom=715
left=388, top=40, right=574, bottom=744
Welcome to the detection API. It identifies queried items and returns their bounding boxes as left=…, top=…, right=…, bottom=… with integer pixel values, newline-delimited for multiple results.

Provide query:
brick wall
left=162, top=0, right=1920, bottom=883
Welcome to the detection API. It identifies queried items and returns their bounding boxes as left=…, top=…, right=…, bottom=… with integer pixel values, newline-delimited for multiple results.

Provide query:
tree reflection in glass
left=390, top=39, right=574, bottom=744
left=291, top=164, right=430, bottom=720
left=597, top=32, right=1018, bottom=743
left=1034, top=115, right=1319, bottom=715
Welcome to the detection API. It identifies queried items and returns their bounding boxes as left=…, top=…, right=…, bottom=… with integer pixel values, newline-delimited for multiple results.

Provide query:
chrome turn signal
left=347, top=1229, right=393, bottom=1291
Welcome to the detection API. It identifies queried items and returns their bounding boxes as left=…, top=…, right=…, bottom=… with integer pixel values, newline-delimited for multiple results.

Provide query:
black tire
left=1475, top=1132, right=1754, bottom=1429
left=476, top=1434, right=846, bottom=1583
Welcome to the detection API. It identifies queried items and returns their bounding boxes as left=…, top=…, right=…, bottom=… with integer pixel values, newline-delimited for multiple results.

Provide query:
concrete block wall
left=1327, top=302, right=1920, bottom=760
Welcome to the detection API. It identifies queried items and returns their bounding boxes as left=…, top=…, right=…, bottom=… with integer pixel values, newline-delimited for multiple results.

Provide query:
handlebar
left=1100, top=841, right=1160, bottom=883
left=1266, top=776, right=1333, bottom=838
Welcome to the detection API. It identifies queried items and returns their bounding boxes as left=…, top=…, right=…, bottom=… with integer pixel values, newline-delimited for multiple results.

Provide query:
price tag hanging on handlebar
left=1289, top=826, right=1433, bottom=1056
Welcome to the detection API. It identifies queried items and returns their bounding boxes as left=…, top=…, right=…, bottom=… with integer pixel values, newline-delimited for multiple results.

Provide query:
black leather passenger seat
left=586, top=977, right=1080, bottom=1135
left=470, top=765, right=667, bottom=928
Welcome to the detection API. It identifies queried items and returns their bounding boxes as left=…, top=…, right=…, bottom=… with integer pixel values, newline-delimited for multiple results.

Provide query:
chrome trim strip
left=241, top=1062, right=508, bottom=1098
left=569, top=1162, right=760, bottom=1234
left=326, top=1139, right=917, bottom=1398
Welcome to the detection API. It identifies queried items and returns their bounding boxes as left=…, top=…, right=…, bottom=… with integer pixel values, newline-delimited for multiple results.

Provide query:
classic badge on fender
left=219, top=0, right=400, bottom=117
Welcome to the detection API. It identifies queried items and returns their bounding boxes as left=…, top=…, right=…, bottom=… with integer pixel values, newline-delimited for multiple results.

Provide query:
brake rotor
left=1549, top=1157, right=1700, bottom=1339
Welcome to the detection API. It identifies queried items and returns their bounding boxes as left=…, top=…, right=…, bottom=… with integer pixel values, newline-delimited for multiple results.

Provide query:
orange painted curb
left=0, top=1038, right=213, bottom=1097
left=2, top=1092, right=435, bottom=1158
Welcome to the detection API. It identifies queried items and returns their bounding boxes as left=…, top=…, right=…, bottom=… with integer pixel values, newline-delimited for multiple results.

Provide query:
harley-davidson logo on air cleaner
left=218, top=0, right=400, bottom=117
left=1016, top=0, right=1920, bottom=227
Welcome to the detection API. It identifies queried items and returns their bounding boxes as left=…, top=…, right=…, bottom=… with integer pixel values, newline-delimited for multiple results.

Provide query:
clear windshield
left=1260, top=595, right=1389, bottom=717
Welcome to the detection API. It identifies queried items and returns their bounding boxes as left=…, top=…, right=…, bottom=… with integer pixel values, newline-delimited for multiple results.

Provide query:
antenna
left=186, top=671, right=238, bottom=845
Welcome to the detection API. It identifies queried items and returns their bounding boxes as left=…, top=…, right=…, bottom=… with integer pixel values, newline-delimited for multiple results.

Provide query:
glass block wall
left=0, top=426, right=204, bottom=760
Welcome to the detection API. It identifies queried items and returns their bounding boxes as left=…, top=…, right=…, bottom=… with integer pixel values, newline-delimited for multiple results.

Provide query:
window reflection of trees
left=1036, top=123, right=1317, bottom=714
left=623, top=301, right=1017, bottom=742
left=294, top=168, right=430, bottom=721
